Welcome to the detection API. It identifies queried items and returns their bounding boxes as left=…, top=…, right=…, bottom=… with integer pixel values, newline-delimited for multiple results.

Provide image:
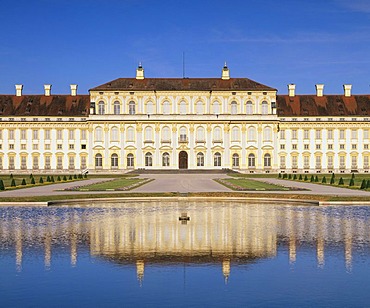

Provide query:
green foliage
left=21, top=179, right=26, bottom=185
left=11, top=179, right=16, bottom=187
left=367, top=180, right=370, bottom=189
left=310, top=175, right=314, bottom=182
left=78, top=174, right=83, bottom=179
left=315, top=175, right=319, bottom=182
left=293, top=174, right=297, bottom=180
left=39, top=177, right=44, bottom=184
left=360, top=179, right=367, bottom=189
left=282, top=173, right=287, bottom=179
left=338, top=177, right=344, bottom=185
left=31, top=177, right=35, bottom=184
left=299, top=174, right=303, bottom=180
left=0, top=180, right=4, bottom=190
left=330, top=174, right=335, bottom=184
left=51, top=176, right=55, bottom=182
left=304, top=175, right=308, bottom=181
left=30, top=173, right=33, bottom=179
left=57, top=176, right=61, bottom=181
left=349, top=178, right=355, bottom=186
left=84, top=173, right=87, bottom=178
left=69, top=175, right=73, bottom=180
left=10, top=173, right=13, bottom=179
left=74, top=174, right=77, bottom=179
left=330, top=173, right=335, bottom=180
left=351, top=173, right=355, bottom=180
left=278, top=173, right=282, bottom=178
left=63, top=175, right=67, bottom=181
left=46, top=176, right=51, bottom=182
left=288, top=174, right=292, bottom=179
left=322, top=176, right=326, bottom=184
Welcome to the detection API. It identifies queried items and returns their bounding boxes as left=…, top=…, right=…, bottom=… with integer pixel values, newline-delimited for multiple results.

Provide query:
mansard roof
left=90, top=78, right=276, bottom=92
left=277, top=95, right=370, bottom=117
left=0, top=95, right=90, bottom=116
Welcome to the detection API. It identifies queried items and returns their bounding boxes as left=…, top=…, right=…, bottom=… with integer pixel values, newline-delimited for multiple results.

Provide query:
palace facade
left=0, top=64, right=369, bottom=174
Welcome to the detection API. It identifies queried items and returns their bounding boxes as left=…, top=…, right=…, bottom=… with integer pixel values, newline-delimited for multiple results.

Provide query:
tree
left=310, top=175, right=314, bottom=182
left=63, top=175, right=67, bottom=181
left=31, top=177, right=35, bottom=185
left=304, top=175, right=308, bottom=181
left=29, top=173, right=33, bottom=179
left=10, top=173, right=13, bottom=179
left=360, top=179, right=366, bottom=189
left=51, top=176, right=55, bottom=182
left=367, top=180, right=370, bottom=189
left=57, top=176, right=61, bottom=181
left=21, top=179, right=26, bottom=185
left=288, top=174, right=292, bottom=179
left=74, top=174, right=77, bottom=179
left=293, top=174, right=297, bottom=180
left=46, top=175, right=51, bottom=182
left=315, top=175, right=319, bottom=182
left=351, top=173, right=355, bottom=180
left=0, top=180, right=5, bottom=191
left=39, top=177, right=44, bottom=184
left=349, top=178, right=355, bottom=186
left=338, top=177, right=344, bottom=185
left=84, top=173, right=87, bottom=178
left=322, top=176, right=326, bottom=184
left=299, top=174, right=303, bottom=181
left=278, top=173, right=282, bottom=178
left=11, top=179, right=16, bottom=187
left=69, top=175, right=73, bottom=180
left=78, top=174, right=83, bottom=179
left=330, top=174, right=335, bottom=185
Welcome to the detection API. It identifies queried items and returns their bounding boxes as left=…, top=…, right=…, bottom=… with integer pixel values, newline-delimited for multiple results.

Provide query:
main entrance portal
left=179, top=151, right=188, bottom=169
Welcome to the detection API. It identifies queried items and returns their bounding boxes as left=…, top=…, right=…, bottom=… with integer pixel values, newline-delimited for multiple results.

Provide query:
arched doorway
left=179, top=151, right=188, bottom=169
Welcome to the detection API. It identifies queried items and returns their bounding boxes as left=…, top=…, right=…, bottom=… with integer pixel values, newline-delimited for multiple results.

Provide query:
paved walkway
left=0, top=174, right=370, bottom=198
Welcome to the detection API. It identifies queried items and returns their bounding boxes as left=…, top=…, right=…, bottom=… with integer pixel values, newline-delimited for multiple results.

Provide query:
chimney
left=221, top=62, right=230, bottom=80
left=44, top=84, right=52, bottom=96
left=15, top=84, right=23, bottom=96
left=70, top=84, right=78, bottom=96
left=343, top=84, right=352, bottom=97
left=288, top=84, right=296, bottom=97
left=315, top=84, right=324, bottom=97
left=136, top=63, right=144, bottom=80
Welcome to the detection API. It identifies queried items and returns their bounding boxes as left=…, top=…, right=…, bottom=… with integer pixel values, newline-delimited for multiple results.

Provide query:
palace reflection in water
left=1, top=201, right=370, bottom=284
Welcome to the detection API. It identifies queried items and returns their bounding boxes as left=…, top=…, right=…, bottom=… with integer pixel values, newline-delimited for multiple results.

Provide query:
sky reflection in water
left=1, top=202, right=370, bottom=307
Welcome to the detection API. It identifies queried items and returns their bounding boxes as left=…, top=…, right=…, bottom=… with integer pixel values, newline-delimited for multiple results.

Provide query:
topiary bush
left=304, top=175, right=308, bottom=181
left=315, top=175, right=319, bottom=182
left=338, top=177, right=344, bottom=185
left=74, top=174, right=77, bottom=179
left=29, top=173, right=33, bottom=179
left=78, top=174, right=83, bottom=179
left=278, top=173, right=282, bottom=178
left=10, top=173, right=13, bottom=179
left=349, top=178, right=355, bottom=186
left=351, top=173, right=355, bottom=180
left=84, top=173, right=87, bottom=178
left=299, top=174, right=303, bottom=180
left=322, top=176, right=326, bottom=184
left=21, top=179, right=26, bottom=185
left=0, top=180, right=4, bottom=191
left=51, top=176, right=55, bottom=182
left=11, top=179, right=16, bottom=187
left=63, top=175, right=67, bottom=181
left=367, top=180, right=370, bottom=189
left=57, top=176, right=61, bottom=181
left=360, top=179, right=366, bottom=189
left=69, top=175, right=73, bottom=180
left=310, top=175, right=314, bottom=182
left=288, top=174, right=292, bottom=179
left=39, top=177, right=44, bottom=184
left=293, top=174, right=297, bottom=180
left=46, top=176, right=51, bottom=182
left=31, top=177, right=35, bottom=185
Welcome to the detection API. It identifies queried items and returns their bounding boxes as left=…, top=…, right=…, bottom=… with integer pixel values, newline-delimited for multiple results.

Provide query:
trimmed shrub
left=69, top=175, right=73, bottom=180
left=63, top=175, right=67, bottom=181
left=338, top=177, right=344, bottom=185
left=46, top=176, right=51, bottom=182
left=360, top=179, right=366, bottom=189
left=39, top=177, right=44, bottom=184
left=21, top=179, right=26, bottom=185
left=31, top=177, right=35, bottom=184
left=278, top=173, right=282, bottom=178
left=322, top=176, right=326, bottom=184
left=10, top=174, right=13, bottom=179
left=351, top=173, right=355, bottom=180
left=315, top=175, right=319, bottom=182
left=30, top=173, right=33, bottom=179
left=349, top=178, right=355, bottom=186
left=293, top=174, right=297, bottom=180
left=299, top=174, right=303, bottom=181
left=74, top=174, right=77, bottom=179
left=51, top=176, right=55, bottom=182
left=288, top=174, right=292, bottom=179
left=57, top=176, right=61, bottom=181
left=367, top=180, right=370, bottom=189
left=11, top=179, right=16, bottom=187
left=0, top=180, right=5, bottom=191
left=304, top=175, right=308, bottom=181
left=78, top=174, right=83, bottom=179
left=84, top=173, right=87, bottom=178
left=310, top=175, right=314, bottom=182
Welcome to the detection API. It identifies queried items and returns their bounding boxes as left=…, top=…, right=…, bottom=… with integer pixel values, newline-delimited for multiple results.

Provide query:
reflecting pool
left=1, top=201, right=370, bottom=307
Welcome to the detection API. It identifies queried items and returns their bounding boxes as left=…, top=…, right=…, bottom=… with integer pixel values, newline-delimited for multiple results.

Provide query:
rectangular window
left=280, top=130, right=285, bottom=139
left=9, top=130, right=14, bottom=140
left=81, top=130, right=87, bottom=140
left=33, top=130, right=38, bottom=140
left=304, top=156, right=310, bottom=168
left=33, top=156, right=39, bottom=169
left=315, top=129, right=321, bottom=139
left=292, top=156, right=298, bottom=168
left=57, top=130, right=63, bottom=140
left=57, top=157, right=63, bottom=169
left=69, top=130, right=74, bottom=140
left=315, top=156, right=321, bottom=168
left=81, top=144, right=86, bottom=150
left=280, top=156, right=286, bottom=168
left=21, top=156, right=27, bottom=169
left=21, top=144, right=26, bottom=150
left=364, top=130, right=369, bottom=139
left=9, top=157, right=15, bottom=169
left=45, top=144, right=50, bottom=150
left=280, top=144, right=285, bottom=150
left=352, top=144, right=357, bottom=150
left=69, top=144, right=74, bottom=150
left=81, top=156, right=87, bottom=169
left=21, top=129, right=27, bottom=140
left=69, top=156, right=75, bottom=169
left=340, top=144, right=345, bottom=150
left=45, top=156, right=51, bottom=169
left=33, top=144, right=38, bottom=150
left=304, top=130, right=309, bottom=139
left=327, top=156, right=333, bottom=167
left=45, top=129, right=50, bottom=140
left=9, top=144, right=14, bottom=150
left=316, top=144, right=321, bottom=150
left=351, top=129, right=357, bottom=139
left=304, top=144, right=309, bottom=150
left=364, top=156, right=369, bottom=167
left=352, top=156, right=357, bottom=168
left=327, top=129, right=333, bottom=139
left=292, top=129, right=297, bottom=139
left=328, top=144, right=333, bottom=150
left=339, top=129, right=345, bottom=139
left=292, top=144, right=297, bottom=150
left=340, top=156, right=345, bottom=168
left=365, top=144, right=369, bottom=150
left=57, top=144, right=62, bottom=150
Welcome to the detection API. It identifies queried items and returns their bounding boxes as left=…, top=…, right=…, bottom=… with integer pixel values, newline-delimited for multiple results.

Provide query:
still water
left=1, top=201, right=370, bottom=307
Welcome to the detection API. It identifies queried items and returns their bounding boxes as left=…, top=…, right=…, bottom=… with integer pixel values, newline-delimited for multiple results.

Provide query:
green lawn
left=77, top=177, right=147, bottom=191
left=217, top=178, right=289, bottom=191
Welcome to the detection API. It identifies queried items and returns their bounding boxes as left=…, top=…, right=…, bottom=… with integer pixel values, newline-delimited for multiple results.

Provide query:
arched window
left=127, top=153, right=134, bottom=168
left=162, top=152, right=170, bottom=166
left=248, top=126, right=256, bottom=141
left=261, top=101, right=268, bottom=115
left=179, top=101, right=187, bottom=115
left=162, top=126, right=170, bottom=142
left=246, top=101, right=253, bottom=115
left=231, top=101, right=237, bottom=114
left=95, top=154, right=102, bottom=167
left=213, top=127, right=222, bottom=142
left=179, top=126, right=187, bottom=142
left=95, top=127, right=103, bottom=142
left=264, top=154, right=271, bottom=167
left=264, top=127, right=272, bottom=141
left=127, top=127, right=135, bottom=141
left=145, top=126, right=153, bottom=141
left=232, top=127, right=240, bottom=141
left=196, top=101, right=203, bottom=115
left=113, top=101, right=120, bottom=115
left=248, top=154, right=255, bottom=167
left=213, top=101, right=220, bottom=115
left=111, top=126, right=119, bottom=142
left=129, top=101, right=135, bottom=115
left=98, top=101, right=105, bottom=115
left=146, top=101, right=154, bottom=114
left=163, top=101, right=170, bottom=114
left=145, top=152, right=152, bottom=167
left=214, top=152, right=221, bottom=166
left=197, top=152, right=204, bottom=166
left=111, top=154, right=118, bottom=168
left=196, top=126, right=205, bottom=142
left=232, top=154, right=239, bottom=167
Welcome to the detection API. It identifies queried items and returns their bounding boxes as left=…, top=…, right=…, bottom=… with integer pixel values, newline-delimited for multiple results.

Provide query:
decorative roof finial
left=138, top=61, right=142, bottom=68
left=224, top=61, right=227, bottom=68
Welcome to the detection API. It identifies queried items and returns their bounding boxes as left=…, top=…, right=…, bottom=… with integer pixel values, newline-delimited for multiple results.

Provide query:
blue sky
left=0, top=0, right=369, bottom=95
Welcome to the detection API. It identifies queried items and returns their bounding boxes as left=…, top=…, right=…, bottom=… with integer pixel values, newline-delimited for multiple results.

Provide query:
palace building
left=0, top=64, right=369, bottom=174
